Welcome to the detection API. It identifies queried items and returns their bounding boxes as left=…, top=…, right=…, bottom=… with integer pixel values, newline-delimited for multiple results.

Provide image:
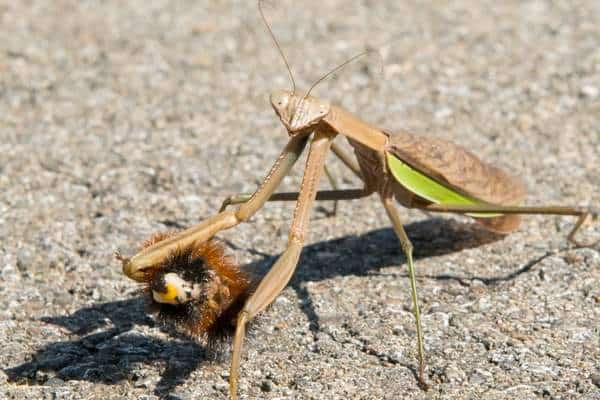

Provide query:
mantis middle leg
left=219, top=188, right=371, bottom=211
left=218, top=141, right=364, bottom=212
left=229, top=129, right=335, bottom=399
left=331, top=140, right=363, bottom=180
left=380, top=192, right=427, bottom=389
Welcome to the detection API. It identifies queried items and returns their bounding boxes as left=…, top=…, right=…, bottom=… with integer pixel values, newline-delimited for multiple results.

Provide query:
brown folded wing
left=387, top=130, right=527, bottom=233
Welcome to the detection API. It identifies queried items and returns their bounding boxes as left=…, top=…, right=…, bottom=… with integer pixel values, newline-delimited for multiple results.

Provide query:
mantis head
left=270, top=90, right=330, bottom=134
left=260, top=1, right=374, bottom=137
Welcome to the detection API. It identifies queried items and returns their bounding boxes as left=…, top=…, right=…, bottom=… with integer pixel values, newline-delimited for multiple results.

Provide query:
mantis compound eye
left=270, top=90, right=290, bottom=108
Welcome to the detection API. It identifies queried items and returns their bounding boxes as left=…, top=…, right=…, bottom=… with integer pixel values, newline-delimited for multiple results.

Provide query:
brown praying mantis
left=116, top=2, right=598, bottom=399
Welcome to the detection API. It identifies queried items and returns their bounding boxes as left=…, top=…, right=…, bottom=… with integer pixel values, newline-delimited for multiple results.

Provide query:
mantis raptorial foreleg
left=120, top=135, right=309, bottom=279
left=380, top=193, right=427, bottom=388
left=229, top=129, right=335, bottom=400
left=423, top=204, right=598, bottom=247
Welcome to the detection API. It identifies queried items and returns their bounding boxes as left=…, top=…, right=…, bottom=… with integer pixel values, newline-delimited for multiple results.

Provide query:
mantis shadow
left=5, top=217, right=507, bottom=397
left=234, top=216, right=511, bottom=280
left=234, top=217, right=508, bottom=336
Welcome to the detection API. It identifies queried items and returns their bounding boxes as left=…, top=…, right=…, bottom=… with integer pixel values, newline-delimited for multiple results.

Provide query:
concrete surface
left=1, top=1, right=599, bottom=399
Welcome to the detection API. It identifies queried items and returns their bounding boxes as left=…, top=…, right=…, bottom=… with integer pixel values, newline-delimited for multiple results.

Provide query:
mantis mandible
left=116, top=2, right=597, bottom=398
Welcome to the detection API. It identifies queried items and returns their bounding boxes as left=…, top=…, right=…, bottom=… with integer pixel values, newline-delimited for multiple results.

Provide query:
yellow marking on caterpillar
left=153, top=283, right=179, bottom=304
left=153, top=273, right=189, bottom=305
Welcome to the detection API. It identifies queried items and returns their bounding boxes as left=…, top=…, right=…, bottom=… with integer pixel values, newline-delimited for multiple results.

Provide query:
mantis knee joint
left=288, top=229, right=305, bottom=246
left=234, top=207, right=253, bottom=223
left=401, top=239, right=413, bottom=255
left=237, top=310, right=250, bottom=325
left=219, top=197, right=232, bottom=212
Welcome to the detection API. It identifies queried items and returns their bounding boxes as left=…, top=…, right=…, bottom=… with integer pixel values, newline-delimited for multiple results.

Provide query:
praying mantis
left=116, top=2, right=597, bottom=399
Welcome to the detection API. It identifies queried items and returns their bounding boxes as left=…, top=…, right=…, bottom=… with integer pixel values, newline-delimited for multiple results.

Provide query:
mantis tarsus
left=116, top=2, right=598, bottom=398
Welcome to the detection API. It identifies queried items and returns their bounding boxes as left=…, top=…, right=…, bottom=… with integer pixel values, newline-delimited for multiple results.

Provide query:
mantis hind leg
left=380, top=193, right=428, bottom=389
left=423, top=204, right=598, bottom=248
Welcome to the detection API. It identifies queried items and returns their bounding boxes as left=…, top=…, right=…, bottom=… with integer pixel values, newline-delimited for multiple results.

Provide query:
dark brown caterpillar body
left=137, top=233, right=253, bottom=343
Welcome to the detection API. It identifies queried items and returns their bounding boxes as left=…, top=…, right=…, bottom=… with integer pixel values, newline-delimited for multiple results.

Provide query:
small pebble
left=261, top=379, right=275, bottom=392
left=591, top=373, right=600, bottom=388
left=579, top=85, right=598, bottom=99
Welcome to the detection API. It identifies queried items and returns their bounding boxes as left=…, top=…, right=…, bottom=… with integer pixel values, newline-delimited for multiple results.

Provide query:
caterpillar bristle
left=136, top=232, right=253, bottom=343
left=141, top=231, right=178, bottom=249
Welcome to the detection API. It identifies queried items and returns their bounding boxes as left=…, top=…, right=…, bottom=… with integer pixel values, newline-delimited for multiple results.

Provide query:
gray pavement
left=1, top=1, right=599, bottom=399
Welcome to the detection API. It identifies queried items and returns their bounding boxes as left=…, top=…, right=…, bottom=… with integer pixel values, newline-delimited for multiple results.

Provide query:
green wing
left=386, top=153, right=501, bottom=218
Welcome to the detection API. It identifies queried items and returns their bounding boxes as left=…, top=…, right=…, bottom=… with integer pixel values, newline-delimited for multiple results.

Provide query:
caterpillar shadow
left=4, top=297, right=208, bottom=399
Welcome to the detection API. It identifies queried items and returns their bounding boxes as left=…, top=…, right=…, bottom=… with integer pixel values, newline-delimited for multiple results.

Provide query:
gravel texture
left=1, top=1, right=599, bottom=399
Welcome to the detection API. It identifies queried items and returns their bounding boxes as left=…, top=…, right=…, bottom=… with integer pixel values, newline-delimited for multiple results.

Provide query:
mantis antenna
left=259, top=0, right=384, bottom=100
left=304, top=49, right=383, bottom=99
left=258, top=0, right=296, bottom=93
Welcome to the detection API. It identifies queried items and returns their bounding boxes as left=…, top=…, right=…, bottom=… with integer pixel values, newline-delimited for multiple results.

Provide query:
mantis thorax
left=270, top=90, right=330, bottom=135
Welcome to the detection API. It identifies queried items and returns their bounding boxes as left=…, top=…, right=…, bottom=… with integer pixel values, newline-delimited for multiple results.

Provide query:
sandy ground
left=1, top=1, right=599, bottom=399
